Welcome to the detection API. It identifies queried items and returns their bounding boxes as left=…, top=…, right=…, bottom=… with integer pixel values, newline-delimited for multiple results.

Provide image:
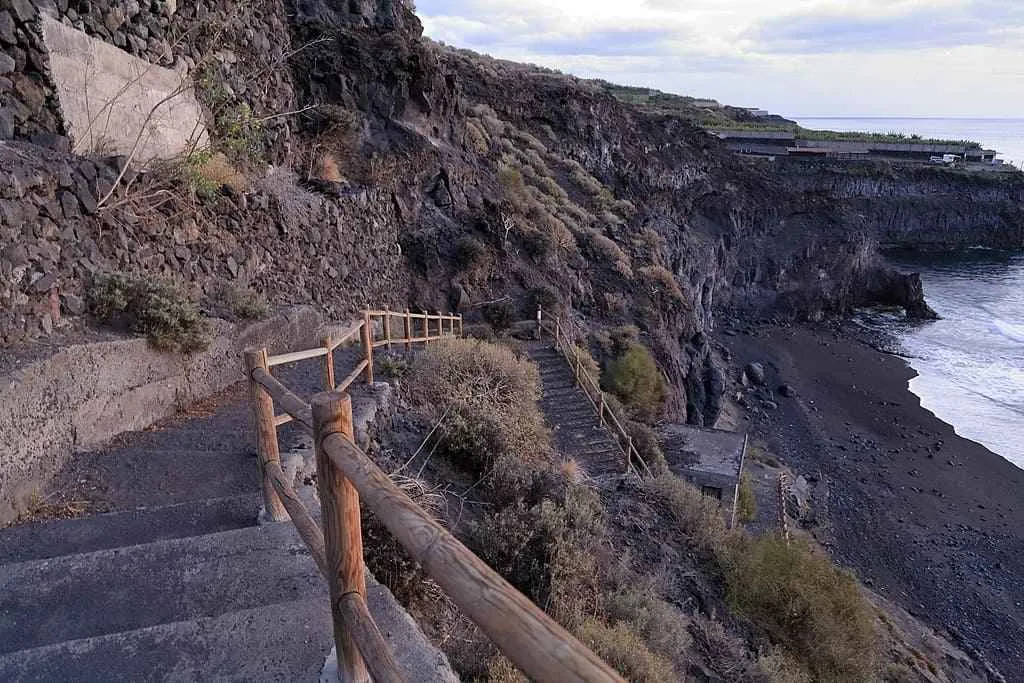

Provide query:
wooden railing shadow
left=243, top=308, right=624, bottom=683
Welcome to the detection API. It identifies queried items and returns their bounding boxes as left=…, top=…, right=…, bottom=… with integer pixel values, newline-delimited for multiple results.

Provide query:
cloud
left=414, top=0, right=1024, bottom=116
left=747, top=1, right=1024, bottom=53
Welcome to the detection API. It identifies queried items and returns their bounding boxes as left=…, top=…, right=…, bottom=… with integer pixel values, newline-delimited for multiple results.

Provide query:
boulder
left=743, top=361, right=766, bottom=386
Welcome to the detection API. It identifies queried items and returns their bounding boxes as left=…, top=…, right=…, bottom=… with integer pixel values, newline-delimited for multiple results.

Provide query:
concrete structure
left=39, top=17, right=207, bottom=162
left=659, top=424, right=746, bottom=521
left=0, top=306, right=321, bottom=525
left=712, top=129, right=1000, bottom=165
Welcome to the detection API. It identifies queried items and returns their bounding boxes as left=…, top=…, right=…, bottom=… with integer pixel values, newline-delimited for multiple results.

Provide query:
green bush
left=736, top=472, right=757, bottom=523
left=722, top=536, right=878, bottom=681
left=603, top=342, right=666, bottom=422
left=88, top=272, right=208, bottom=352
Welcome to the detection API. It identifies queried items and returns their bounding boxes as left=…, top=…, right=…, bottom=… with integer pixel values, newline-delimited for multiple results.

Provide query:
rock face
left=1, top=0, right=1020, bottom=423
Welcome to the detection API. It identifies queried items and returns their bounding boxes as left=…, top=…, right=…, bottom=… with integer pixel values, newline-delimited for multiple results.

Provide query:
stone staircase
left=525, top=342, right=625, bottom=483
left=0, top=370, right=453, bottom=682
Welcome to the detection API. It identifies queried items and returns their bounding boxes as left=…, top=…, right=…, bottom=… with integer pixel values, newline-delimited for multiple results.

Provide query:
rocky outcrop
left=774, top=161, right=1024, bottom=251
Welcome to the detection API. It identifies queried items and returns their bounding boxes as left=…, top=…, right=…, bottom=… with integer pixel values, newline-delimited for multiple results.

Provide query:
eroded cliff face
left=3, top=0, right=1020, bottom=424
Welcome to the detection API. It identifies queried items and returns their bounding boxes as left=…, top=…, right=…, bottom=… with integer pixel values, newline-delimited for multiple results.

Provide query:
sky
left=415, top=0, right=1024, bottom=117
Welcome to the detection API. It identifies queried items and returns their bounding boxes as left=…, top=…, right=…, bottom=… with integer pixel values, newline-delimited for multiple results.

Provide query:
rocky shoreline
left=724, top=321, right=1023, bottom=678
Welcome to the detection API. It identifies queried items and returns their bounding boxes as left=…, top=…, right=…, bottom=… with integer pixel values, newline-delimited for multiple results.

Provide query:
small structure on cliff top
left=659, top=424, right=746, bottom=523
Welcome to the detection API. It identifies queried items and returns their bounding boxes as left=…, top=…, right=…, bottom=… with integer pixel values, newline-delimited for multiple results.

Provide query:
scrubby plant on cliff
left=88, top=272, right=208, bottom=352
left=644, top=473, right=879, bottom=680
left=722, top=536, right=878, bottom=681
left=603, top=342, right=666, bottom=422
left=404, top=337, right=552, bottom=489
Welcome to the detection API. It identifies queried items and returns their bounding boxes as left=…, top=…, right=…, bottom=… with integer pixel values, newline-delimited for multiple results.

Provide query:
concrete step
left=544, top=406, right=599, bottom=420
left=0, top=523, right=322, bottom=654
left=58, top=448, right=261, bottom=511
left=0, top=494, right=261, bottom=564
left=0, top=597, right=332, bottom=683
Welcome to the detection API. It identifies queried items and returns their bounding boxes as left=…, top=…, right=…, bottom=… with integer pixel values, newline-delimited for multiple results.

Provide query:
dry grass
left=638, top=265, right=685, bottom=302
left=578, top=620, right=677, bottom=682
left=721, top=535, right=879, bottom=681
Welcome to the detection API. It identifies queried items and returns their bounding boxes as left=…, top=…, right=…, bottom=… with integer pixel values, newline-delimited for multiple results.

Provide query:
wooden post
left=598, top=393, right=605, bottom=427
left=458, top=315, right=463, bottom=337
left=627, top=436, right=634, bottom=472
left=536, top=305, right=542, bottom=340
left=384, top=311, right=392, bottom=350
left=362, top=311, right=374, bottom=384
left=244, top=348, right=289, bottom=522
left=323, top=337, right=336, bottom=391
left=313, top=393, right=369, bottom=683
left=404, top=309, right=412, bottom=351
left=574, top=350, right=581, bottom=382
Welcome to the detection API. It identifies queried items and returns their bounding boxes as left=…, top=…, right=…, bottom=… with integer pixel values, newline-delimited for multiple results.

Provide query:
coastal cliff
left=3, top=0, right=1020, bottom=419
left=2, top=0, right=1021, bottom=679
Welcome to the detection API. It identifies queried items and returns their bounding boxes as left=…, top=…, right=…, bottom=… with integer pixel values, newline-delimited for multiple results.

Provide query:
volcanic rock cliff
left=2, top=0, right=1022, bottom=423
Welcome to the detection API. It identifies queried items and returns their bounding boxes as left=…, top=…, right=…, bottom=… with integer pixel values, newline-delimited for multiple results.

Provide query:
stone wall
left=0, top=305, right=321, bottom=524
left=0, top=142, right=409, bottom=346
left=1, top=0, right=298, bottom=161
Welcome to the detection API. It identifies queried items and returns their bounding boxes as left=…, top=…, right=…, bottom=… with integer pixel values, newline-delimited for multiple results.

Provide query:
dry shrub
left=537, top=174, right=569, bottom=201
left=497, top=164, right=525, bottom=199
left=405, top=338, right=552, bottom=485
left=643, top=474, right=728, bottom=550
left=603, top=342, right=666, bottom=422
left=639, top=265, right=685, bottom=302
left=198, top=152, right=248, bottom=191
left=689, top=614, right=767, bottom=681
left=575, top=343, right=600, bottom=379
left=577, top=619, right=677, bottom=682
left=625, top=421, right=669, bottom=475
left=88, top=272, right=208, bottom=352
left=471, top=483, right=603, bottom=627
left=318, top=153, right=343, bottom=182
left=601, top=291, right=628, bottom=315
left=581, top=228, right=633, bottom=277
left=209, top=281, right=269, bottom=321
left=735, top=472, right=757, bottom=523
left=605, top=584, right=692, bottom=665
left=612, top=198, right=637, bottom=218
left=465, top=118, right=492, bottom=154
left=567, top=160, right=605, bottom=196
left=483, top=655, right=528, bottom=683
left=512, top=128, right=549, bottom=153
left=721, top=536, right=879, bottom=682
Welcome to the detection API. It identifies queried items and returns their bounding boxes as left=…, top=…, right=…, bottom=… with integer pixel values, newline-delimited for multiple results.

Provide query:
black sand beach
left=724, top=323, right=1024, bottom=678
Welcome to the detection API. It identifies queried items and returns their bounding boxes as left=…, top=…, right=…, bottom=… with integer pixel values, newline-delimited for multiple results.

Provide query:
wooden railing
left=243, top=308, right=623, bottom=683
left=536, top=308, right=653, bottom=478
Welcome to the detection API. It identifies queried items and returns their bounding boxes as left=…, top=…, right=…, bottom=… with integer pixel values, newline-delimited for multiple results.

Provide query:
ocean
left=793, top=117, right=1024, bottom=170
left=853, top=252, right=1024, bottom=470
left=789, top=118, right=1024, bottom=470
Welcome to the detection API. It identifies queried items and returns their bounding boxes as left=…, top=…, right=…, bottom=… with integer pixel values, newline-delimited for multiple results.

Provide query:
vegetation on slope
left=361, top=337, right=881, bottom=681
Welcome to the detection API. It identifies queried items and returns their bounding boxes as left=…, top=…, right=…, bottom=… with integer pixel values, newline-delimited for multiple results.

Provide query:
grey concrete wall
left=0, top=306, right=321, bottom=525
left=40, top=17, right=207, bottom=161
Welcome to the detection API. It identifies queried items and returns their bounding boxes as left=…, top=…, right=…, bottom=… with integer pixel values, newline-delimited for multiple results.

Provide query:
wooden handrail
left=314, top=393, right=624, bottom=683
left=267, top=346, right=329, bottom=367
left=327, top=321, right=365, bottom=351
left=538, top=314, right=653, bottom=477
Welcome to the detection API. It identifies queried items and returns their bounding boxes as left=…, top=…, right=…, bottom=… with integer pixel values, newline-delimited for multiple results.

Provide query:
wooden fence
left=536, top=307, right=653, bottom=477
left=243, top=308, right=623, bottom=683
